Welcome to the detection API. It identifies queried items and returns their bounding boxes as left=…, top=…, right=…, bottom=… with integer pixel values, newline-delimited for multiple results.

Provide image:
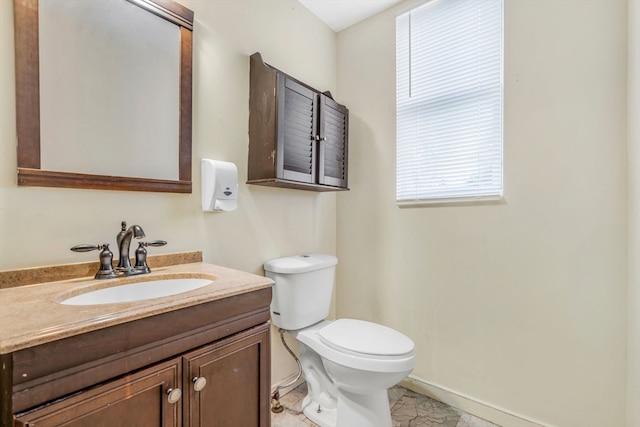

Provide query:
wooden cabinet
left=248, top=52, right=349, bottom=191
left=184, top=326, right=270, bottom=427
left=2, top=288, right=272, bottom=427
left=14, top=359, right=182, bottom=427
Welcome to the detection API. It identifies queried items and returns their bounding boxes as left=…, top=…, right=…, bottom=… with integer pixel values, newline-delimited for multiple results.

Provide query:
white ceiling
left=298, top=0, right=402, bottom=32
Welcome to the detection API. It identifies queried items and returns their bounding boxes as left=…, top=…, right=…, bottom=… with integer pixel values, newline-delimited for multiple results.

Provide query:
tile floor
left=271, top=382, right=500, bottom=427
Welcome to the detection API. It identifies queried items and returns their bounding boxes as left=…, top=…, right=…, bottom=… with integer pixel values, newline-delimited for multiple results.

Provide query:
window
left=396, top=0, right=503, bottom=204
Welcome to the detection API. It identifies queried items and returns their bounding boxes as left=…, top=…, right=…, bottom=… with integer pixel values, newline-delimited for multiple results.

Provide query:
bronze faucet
left=116, top=221, right=145, bottom=274
left=71, top=221, right=166, bottom=279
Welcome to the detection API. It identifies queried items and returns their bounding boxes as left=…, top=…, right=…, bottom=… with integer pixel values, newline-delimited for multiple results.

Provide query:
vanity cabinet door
left=183, top=324, right=270, bottom=427
left=14, top=358, right=182, bottom=427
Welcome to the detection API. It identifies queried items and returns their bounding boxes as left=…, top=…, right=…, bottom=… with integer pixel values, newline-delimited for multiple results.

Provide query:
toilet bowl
left=294, top=319, right=415, bottom=427
left=264, top=254, right=416, bottom=427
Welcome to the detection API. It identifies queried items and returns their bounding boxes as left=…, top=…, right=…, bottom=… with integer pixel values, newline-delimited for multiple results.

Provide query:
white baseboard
left=400, top=376, right=553, bottom=427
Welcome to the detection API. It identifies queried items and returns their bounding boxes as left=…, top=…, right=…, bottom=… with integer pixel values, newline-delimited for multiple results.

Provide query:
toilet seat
left=295, top=320, right=415, bottom=373
left=318, top=319, right=415, bottom=357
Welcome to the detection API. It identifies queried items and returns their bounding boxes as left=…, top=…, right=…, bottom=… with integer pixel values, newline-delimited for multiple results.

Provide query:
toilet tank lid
left=264, top=254, right=338, bottom=274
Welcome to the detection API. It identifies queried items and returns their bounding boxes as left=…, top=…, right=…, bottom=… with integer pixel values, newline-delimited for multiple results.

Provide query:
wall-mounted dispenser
left=201, top=159, right=238, bottom=212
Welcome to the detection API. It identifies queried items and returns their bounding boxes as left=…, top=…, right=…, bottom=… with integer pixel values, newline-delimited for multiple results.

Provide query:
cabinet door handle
left=314, top=135, right=327, bottom=141
left=192, top=376, right=207, bottom=392
left=166, top=388, right=182, bottom=404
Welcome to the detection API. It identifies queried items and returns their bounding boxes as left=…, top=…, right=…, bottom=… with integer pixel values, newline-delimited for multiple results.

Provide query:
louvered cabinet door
left=318, top=94, right=348, bottom=188
left=278, top=76, right=317, bottom=184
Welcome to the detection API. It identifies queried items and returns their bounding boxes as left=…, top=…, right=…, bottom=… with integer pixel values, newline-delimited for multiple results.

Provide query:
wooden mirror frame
left=13, top=0, right=193, bottom=193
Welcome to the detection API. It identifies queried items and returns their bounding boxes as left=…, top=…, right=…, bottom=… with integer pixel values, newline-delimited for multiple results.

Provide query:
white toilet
left=264, top=254, right=415, bottom=427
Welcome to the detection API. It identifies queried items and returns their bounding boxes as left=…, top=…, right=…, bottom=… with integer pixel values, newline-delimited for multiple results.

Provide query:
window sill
left=396, top=194, right=505, bottom=208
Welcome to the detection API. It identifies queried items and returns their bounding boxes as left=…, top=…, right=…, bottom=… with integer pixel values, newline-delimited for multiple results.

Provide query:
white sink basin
left=60, top=278, right=213, bottom=305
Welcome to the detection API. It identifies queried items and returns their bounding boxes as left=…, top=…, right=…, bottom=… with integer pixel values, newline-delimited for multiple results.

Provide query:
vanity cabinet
left=184, top=327, right=269, bottom=426
left=248, top=52, right=349, bottom=192
left=2, top=288, right=272, bottom=427
left=13, top=358, right=183, bottom=426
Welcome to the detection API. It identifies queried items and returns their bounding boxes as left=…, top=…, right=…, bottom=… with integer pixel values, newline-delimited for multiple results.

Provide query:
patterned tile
left=271, top=383, right=501, bottom=427
left=455, top=412, right=500, bottom=427
left=391, top=390, right=461, bottom=427
left=388, top=385, right=408, bottom=408
left=272, top=383, right=319, bottom=427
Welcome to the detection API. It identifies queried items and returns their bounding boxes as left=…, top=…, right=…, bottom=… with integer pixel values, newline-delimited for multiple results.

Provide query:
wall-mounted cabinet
left=248, top=53, right=349, bottom=192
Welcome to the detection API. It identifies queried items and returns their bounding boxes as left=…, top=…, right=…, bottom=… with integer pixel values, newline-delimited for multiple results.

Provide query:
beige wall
left=336, top=1, right=627, bottom=426
left=628, top=2, right=640, bottom=426
left=0, top=0, right=336, bottom=389
left=2, top=0, right=634, bottom=425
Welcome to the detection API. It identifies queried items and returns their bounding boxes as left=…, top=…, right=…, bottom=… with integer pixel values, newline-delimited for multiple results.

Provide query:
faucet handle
left=71, top=244, right=102, bottom=252
left=134, top=240, right=167, bottom=274
left=71, top=244, right=117, bottom=279
left=144, top=240, right=167, bottom=247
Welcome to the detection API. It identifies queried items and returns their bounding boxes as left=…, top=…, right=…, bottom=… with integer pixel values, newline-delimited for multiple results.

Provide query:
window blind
left=396, top=0, right=503, bottom=204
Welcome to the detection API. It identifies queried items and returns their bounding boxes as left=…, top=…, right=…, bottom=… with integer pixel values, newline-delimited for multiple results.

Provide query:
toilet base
left=301, top=389, right=392, bottom=427
left=302, top=394, right=337, bottom=427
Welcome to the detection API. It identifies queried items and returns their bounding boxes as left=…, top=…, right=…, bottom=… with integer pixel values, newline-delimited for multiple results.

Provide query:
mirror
left=14, top=0, right=194, bottom=193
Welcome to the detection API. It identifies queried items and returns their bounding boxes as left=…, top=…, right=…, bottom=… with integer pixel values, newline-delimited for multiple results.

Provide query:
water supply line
left=271, top=328, right=302, bottom=413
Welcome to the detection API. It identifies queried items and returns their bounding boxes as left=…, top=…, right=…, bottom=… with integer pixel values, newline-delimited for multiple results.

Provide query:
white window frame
left=396, top=0, right=504, bottom=206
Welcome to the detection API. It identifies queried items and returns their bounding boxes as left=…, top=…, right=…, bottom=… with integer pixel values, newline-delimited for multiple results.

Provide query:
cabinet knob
left=166, top=388, right=182, bottom=404
left=314, top=135, right=327, bottom=141
left=192, top=376, right=207, bottom=392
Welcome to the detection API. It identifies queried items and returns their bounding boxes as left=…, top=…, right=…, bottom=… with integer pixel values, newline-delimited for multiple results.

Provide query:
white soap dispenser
left=201, top=159, right=238, bottom=212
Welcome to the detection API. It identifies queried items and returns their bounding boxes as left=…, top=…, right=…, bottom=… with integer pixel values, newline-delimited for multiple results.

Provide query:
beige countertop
left=0, top=262, right=273, bottom=354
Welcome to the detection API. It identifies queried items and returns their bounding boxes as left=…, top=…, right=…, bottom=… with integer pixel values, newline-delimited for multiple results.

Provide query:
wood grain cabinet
left=2, top=289, right=272, bottom=427
left=14, top=358, right=183, bottom=427
left=248, top=52, right=349, bottom=191
left=184, top=327, right=270, bottom=427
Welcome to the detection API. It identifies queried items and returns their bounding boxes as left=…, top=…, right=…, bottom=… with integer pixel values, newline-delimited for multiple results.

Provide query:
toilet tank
left=264, top=254, right=338, bottom=330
